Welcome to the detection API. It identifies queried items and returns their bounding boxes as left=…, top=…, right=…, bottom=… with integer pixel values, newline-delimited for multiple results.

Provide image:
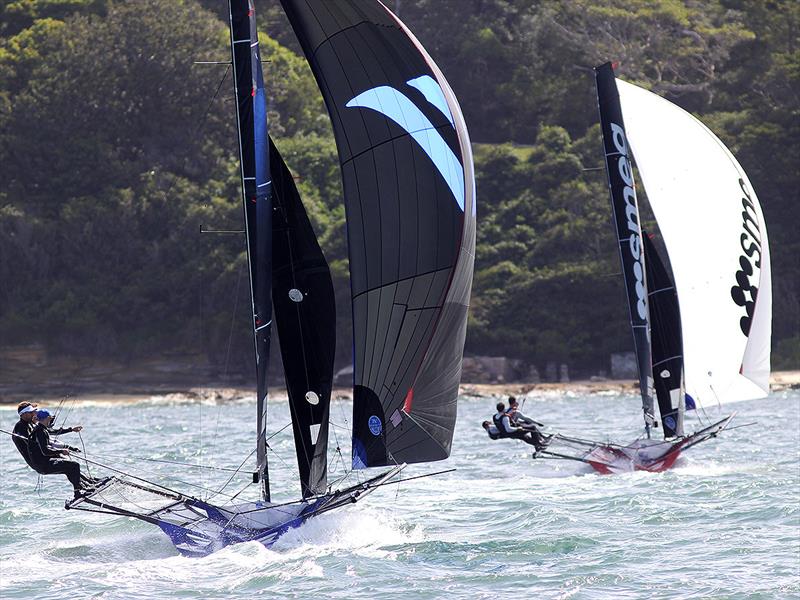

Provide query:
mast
left=228, top=0, right=272, bottom=501
left=595, top=62, right=655, bottom=436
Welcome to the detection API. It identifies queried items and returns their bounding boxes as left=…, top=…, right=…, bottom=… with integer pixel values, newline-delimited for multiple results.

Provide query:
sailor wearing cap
left=11, top=402, right=39, bottom=467
left=27, top=409, right=81, bottom=497
left=11, top=402, right=106, bottom=499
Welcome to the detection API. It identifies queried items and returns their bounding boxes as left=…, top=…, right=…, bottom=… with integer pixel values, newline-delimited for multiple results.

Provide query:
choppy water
left=1, top=388, right=798, bottom=599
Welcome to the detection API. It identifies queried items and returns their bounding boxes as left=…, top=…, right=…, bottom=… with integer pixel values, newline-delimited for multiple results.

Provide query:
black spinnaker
left=279, top=0, right=476, bottom=469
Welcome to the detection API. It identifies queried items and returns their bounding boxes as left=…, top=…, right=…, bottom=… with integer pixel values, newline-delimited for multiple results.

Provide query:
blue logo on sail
left=368, top=415, right=382, bottom=436
left=346, top=76, right=465, bottom=212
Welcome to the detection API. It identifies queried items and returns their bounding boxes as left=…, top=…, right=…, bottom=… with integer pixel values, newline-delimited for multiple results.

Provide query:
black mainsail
left=229, top=0, right=273, bottom=499
left=270, top=137, right=335, bottom=498
left=595, top=62, right=654, bottom=435
left=279, top=0, right=476, bottom=468
left=643, top=232, right=684, bottom=438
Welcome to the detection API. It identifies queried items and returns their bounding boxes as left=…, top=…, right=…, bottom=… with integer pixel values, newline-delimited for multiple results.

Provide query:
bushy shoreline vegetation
left=1, top=0, right=797, bottom=377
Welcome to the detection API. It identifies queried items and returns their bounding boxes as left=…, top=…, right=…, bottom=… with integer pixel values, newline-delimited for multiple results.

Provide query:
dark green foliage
left=472, top=126, right=625, bottom=372
left=0, top=0, right=796, bottom=376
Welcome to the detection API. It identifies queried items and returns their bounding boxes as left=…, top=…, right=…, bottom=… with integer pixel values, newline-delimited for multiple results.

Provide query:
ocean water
left=1, top=388, right=798, bottom=599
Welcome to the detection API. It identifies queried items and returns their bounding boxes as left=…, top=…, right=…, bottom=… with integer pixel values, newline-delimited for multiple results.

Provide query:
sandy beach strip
left=1, top=371, right=796, bottom=409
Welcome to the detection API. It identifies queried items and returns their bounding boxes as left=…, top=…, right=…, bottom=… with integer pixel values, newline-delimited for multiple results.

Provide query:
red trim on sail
left=402, top=388, right=414, bottom=413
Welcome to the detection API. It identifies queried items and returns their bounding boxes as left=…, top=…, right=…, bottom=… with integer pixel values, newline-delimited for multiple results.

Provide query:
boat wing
left=67, top=466, right=406, bottom=556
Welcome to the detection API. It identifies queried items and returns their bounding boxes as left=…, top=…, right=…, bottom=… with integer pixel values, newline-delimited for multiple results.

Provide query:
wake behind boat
left=60, top=0, right=476, bottom=555
left=538, top=63, right=771, bottom=474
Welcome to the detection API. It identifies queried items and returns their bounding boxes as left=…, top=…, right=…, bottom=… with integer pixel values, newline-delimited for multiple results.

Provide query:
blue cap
left=35, top=409, right=52, bottom=420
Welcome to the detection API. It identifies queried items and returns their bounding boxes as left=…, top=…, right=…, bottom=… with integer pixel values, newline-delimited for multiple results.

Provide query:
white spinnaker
left=616, top=79, right=771, bottom=406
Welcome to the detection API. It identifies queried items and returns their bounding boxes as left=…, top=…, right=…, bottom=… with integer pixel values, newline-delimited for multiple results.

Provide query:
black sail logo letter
left=730, top=178, right=761, bottom=336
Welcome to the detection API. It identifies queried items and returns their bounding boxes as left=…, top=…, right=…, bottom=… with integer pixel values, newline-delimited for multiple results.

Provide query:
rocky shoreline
left=1, top=371, right=797, bottom=407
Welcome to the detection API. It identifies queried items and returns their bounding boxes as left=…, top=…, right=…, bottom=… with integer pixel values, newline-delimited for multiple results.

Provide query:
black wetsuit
left=12, top=419, right=35, bottom=467
left=28, top=423, right=84, bottom=491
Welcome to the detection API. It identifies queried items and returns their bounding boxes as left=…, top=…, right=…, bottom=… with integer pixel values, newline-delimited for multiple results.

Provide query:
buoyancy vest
left=492, top=413, right=512, bottom=438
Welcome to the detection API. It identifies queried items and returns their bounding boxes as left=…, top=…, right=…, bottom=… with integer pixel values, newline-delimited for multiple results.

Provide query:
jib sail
left=279, top=0, right=476, bottom=468
left=595, top=62, right=655, bottom=432
left=228, top=0, right=272, bottom=499
left=643, top=232, right=684, bottom=438
left=270, top=137, right=335, bottom=498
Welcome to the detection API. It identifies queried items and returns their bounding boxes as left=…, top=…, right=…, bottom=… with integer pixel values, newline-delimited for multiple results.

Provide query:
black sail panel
left=229, top=0, right=273, bottom=499
left=280, top=0, right=476, bottom=468
left=595, top=62, right=655, bottom=432
left=643, top=232, right=684, bottom=438
left=270, top=137, right=335, bottom=498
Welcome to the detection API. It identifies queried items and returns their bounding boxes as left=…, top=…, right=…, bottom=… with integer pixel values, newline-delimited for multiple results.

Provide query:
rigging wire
left=234, top=467, right=450, bottom=515
left=220, top=420, right=303, bottom=503
left=203, top=261, right=248, bottom=483
left=73, top=453, right=243, bottom=502
left=209, top=447, right=257, bottom=500
left=327, top=395, right=351, bottom=479
left=211, top=260, right=247, bottom=452
left=0, top=430, right=236, bottom=503
left=74, top=451, right=251, bottom=474
left=77, top=431, right=92, bottom=480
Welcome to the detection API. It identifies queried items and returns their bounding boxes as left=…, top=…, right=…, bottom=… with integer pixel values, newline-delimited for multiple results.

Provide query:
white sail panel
left=616, top=79, right=771, bottom=406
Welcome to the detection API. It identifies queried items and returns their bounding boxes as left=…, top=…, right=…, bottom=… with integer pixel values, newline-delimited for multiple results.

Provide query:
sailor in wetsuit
left=492, top=402, right=547, bottom=450
left=505, top=396, right=550, bottom=448
left=12, top=402, right=39, bottom=467
left=27, top=409, right=90, bottom=498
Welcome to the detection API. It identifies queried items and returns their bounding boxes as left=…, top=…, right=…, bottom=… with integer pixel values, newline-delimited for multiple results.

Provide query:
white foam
left=270, top=506, right=424, bottom=559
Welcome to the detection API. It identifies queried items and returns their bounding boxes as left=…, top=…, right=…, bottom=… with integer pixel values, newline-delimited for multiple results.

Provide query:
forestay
left=616, top=80, right=771, bottom=406
left=279, top=0, right=476, bottom=468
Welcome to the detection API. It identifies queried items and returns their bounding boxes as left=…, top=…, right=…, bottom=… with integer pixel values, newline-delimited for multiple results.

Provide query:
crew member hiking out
left=505, top=396, right=551, bottom=448
left=27, top=409, right=93, bottom=498
left=491, top=402, right=548, bottom=451
left=12, top=402, right=38, bottom=467
left=481, top=420, right=500, bottom=440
